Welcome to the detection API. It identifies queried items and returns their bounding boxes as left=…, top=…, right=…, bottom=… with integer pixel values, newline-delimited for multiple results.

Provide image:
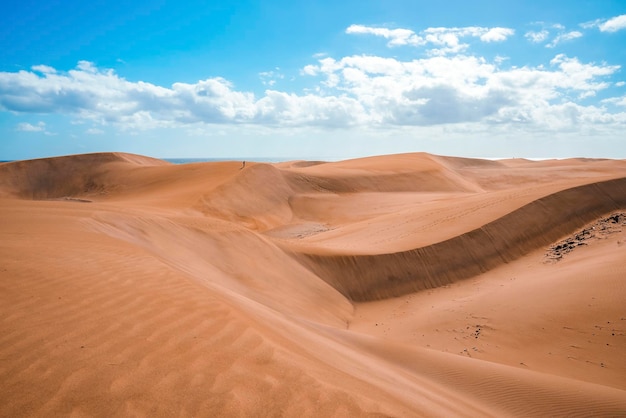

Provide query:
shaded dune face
left=2, top=152, right=626, bottom=417
left=0, top=152, right=169, bottom=200
left=294, top=177, right=626, bottom=301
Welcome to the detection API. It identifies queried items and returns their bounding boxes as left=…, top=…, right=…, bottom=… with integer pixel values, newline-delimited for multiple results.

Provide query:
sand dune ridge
left=294, top=177, right=626, bottom=301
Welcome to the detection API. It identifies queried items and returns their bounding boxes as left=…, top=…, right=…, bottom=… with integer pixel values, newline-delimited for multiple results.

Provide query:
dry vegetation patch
left=545, top=212, right=626, bottom=261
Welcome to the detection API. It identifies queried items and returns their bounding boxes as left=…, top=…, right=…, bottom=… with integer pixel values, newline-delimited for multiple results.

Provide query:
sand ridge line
left=293, top=177, right=626, bottom=301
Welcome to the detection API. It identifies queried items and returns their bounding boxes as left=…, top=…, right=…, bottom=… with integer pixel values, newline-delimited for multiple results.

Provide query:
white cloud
left=602, top=96, right=626, bottom=107
left=346, top=24, right=514, bottom=55
left=77, top=60, right=99, bottom=73
left=16, top=121, right=46, bottom=132
left=31, top=65, right=56, bottom=74
left=0, top=54, right=623, bottom=136
left=0, top=62, right=365, bottom=129
left=256, top=90, right=366, bottom=127
left=346, top=25, right=425, bottom=47
left=526, top=22, right=587, bottom=48
left=525, top=30, right=549, bottom=43
left=304, top=53, right=621, bottom=128
left=580, top=14, right=626, bottom=33
left=86, top=128, right=104, bottom=135
left=422, top=27, right=474, bottom=55
left=580, top=18, right=603, bottom=29
left=301, top=64, right=319, bottom=76
left=599, top=14, right=626, bottom=32
left=15, top=121, right=56, bottom=135
left=480, top=27, right=515, bottom=42
left=259, top=68, right=284, bottom=86
left=546, top=30, right=583, bottom=48
left=494, top=55, right=509, bottom=64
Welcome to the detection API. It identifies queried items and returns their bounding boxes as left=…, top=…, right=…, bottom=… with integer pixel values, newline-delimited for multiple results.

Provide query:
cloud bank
left=1, top=20, right=624, bottom=142
left=1, top=52, right=622, bottom=132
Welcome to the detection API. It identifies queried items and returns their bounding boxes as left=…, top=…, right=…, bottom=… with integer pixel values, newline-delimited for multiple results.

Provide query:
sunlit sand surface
left=1, top=152, right=625, bottom=416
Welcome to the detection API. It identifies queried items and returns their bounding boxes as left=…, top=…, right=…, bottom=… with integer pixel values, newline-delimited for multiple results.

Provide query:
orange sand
left=1, top=152, right=625, bottom=416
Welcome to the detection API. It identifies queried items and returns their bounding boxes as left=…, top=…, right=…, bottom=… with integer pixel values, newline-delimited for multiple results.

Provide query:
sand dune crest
left=294, top=177, right=626, bottom=301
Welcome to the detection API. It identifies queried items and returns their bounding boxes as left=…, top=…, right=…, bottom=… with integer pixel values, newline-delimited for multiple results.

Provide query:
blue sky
left=1, top=0, right=625, bottom=160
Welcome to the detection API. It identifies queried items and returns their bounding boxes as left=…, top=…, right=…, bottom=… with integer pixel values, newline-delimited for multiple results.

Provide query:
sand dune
left=295, top=177, right=626, bottom=300
left=1, top=152, right=625, bottom=417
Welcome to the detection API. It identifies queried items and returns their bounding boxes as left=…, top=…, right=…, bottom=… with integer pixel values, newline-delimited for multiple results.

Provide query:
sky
left=1, top=0, right=626, bottom=161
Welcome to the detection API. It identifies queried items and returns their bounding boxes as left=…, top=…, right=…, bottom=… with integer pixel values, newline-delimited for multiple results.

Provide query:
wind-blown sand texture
left=1, top=152, right=625, bottom=417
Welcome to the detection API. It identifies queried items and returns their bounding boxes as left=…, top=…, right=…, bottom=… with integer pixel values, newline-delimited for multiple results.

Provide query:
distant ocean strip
left=0, top=157, right=333, bottom=164
left=164, top=157, right=328, bottom=164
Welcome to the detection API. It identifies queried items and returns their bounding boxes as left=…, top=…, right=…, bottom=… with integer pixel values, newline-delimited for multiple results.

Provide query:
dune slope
left=294, top=177, right=626, bottom=301
left=1, top=152, right=625, bottom=417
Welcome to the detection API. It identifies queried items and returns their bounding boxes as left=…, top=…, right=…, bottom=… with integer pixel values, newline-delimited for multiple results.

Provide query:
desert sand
left=1, top=152, right=625, bottom=417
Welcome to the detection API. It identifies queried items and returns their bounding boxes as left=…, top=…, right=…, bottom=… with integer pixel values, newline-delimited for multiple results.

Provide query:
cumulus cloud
left=598, top=14, right=626, bottom=32
left=346, top=25, right=425, bottom=47
left=346, top=24, right=513, bottom=55
left=302, top=53, right=621, bottom=128
left=31, top=65, right=56, bottom=74
left=0, top=62, right=364, bottom=129
left=0, top=53, right=623, bottom=134
left=0, top=64, right=256, bottom=127
left=422, top=27, right=474, bottom=55
left=480, top=27, right=515, bottom=42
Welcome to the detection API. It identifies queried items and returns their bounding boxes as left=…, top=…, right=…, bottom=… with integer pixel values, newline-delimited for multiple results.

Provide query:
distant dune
left=1, top=152, right=625, bottom=417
